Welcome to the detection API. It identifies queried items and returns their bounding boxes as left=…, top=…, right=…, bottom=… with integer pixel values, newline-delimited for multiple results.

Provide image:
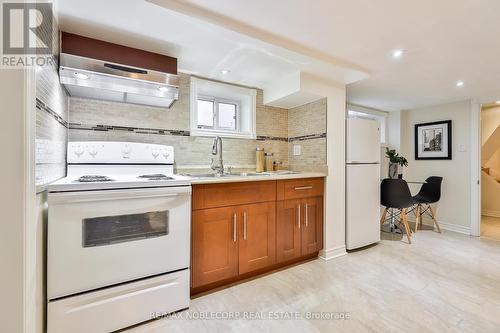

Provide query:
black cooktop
left=137, top=174, right=175, bottom=181
left=77, top=175, right=115, bottom=183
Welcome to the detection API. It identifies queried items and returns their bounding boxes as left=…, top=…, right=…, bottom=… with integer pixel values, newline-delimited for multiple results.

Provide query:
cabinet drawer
left=193, top=181, right=276, bottom=210
left=277, top=178, right=324, bottom=200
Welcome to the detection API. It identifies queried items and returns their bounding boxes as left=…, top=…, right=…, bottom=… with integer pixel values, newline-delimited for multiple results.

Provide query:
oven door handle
left=48, top=186, right=191, bottom=204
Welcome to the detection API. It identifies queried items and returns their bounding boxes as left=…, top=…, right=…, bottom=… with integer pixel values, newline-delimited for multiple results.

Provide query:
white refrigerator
left=346, top=117, right=381, bottom=250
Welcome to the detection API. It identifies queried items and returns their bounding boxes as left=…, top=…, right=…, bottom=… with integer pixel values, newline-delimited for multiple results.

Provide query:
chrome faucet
left=211, top=136, right=224, bottom=175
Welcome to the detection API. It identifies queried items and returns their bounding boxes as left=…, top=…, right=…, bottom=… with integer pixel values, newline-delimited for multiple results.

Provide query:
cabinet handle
left=233, top=213, right=237, bottom=242
left=295, top=186, right=313, bottom=191
left=305, top=203, right=308, bottom=227
left=297, top=204, right=301, bottom=229
left=243, top=211, right=247, bottom=240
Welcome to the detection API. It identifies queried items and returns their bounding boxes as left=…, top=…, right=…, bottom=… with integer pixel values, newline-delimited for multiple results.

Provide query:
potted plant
left=385, top=148, right=408, bottom=179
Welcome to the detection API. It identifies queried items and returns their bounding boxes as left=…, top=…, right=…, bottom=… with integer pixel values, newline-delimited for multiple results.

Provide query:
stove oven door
left=47, top=186, right=191, bottom=300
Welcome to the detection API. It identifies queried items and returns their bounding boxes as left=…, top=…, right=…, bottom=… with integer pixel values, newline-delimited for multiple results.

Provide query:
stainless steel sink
left=183, top=172, right=270, bottom=178
left=182, top=173, right=227, bottom=178
left=182, top=171, right=302, bottom=178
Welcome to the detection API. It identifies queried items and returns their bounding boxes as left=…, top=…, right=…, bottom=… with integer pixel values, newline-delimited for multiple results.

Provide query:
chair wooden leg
left=414, top=204, right=421, bottom=232
left=401, top=208, right=412, bottom=244
left=428, top=205, right=442, bottom=233
left=380, top=208, right=387, bottom=226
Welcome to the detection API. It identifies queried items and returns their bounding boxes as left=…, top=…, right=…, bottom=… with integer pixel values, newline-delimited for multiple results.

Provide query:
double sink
left=183, top=171, right=301, bottom=179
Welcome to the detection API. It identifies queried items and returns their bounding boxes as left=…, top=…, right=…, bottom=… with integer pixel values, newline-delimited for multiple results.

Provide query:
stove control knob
left=74, top=145, right=84, bottom=158
left=88, top=145, right=98, bottom=158
left=151, top=149, right=159, bottom=159
left=121, top=145, right=131, bottom=159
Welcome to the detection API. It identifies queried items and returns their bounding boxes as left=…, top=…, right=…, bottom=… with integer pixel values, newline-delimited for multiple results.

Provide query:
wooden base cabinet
left=191, top=179, right=324, bottom=292
left=238, top=202, right=276, bottom=274
left=192, top=207, right=239, bottom=288
left=276, top=199, right=301, bottom=262
left=301, top=197, right=323, bottom=256
left=277, top=197, right=323, bottom=263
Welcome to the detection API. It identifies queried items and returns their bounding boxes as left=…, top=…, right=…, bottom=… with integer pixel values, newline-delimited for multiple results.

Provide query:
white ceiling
left=58, top=0, right=500, bottom=111
left=153, top=0, right=500, bottom=111
left=57, top=0, right=366, bottom=92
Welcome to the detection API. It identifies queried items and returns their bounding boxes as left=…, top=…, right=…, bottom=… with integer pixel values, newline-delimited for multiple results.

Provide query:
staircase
left=482, top=125, right=500, bottom=166
left=482, top=124, right=500, bottom=216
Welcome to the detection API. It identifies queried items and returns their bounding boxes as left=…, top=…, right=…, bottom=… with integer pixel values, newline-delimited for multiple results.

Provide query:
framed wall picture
left=414, top=120, right=452, bottom=160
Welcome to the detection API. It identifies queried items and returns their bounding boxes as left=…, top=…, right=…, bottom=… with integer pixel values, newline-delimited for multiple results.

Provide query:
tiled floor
left=126, top=230, right=500, bottom=333
left=481, top=215, right=500, bottom=241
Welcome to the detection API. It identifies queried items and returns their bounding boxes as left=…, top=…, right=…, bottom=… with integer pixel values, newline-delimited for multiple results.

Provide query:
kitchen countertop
left=186, top=172, right=327, bottom=185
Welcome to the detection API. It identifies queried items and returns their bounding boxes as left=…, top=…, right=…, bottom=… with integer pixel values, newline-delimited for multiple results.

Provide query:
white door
left=346, top=164, right=381, bottom=250
left=47, top=186, right=191, bottom=299
left=347, top=118, right=380, bottom=163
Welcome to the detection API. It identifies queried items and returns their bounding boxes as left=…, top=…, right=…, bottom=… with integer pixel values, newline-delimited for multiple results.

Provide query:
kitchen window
left=196, top=97, right=239, bottom=131
left=191, top=77, right=256, bottom=139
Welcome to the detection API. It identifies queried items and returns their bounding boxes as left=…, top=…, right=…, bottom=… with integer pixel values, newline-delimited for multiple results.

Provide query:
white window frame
left=196, top=95, right=241, bottom=132
left=190, top=77, right=256, bottom=139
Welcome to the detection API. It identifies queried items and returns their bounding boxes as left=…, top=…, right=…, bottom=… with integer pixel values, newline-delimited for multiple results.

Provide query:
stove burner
left=77, top=175, right=114, bottom=183
left=138, top=174, right=174, bottom=181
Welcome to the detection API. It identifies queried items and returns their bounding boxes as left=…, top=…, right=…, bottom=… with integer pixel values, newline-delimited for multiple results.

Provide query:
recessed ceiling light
left=74, top=72, right=89, bottom=80
left=158, top=86, right=169, bottom=92
left=496, top=100, right=500, bottom=104
left=392, top=49, right=404, bottom=58
left=220, top=69, right=231, bottom=75
left=456, top=80, right=465, bottom=87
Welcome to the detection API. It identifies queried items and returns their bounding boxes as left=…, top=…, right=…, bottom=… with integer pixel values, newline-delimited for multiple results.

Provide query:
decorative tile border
left=68, top=122, right=326, bottom=143
left=288, top=133, right=326, bottom=142
left=36, top=98, right=68, bottom=128
left=69, top=123, right=190, bottom=136
left=256, top=135, right=289, bottom=142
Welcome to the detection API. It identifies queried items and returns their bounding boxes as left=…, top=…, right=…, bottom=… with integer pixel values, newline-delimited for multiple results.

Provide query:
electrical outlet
left=293, top=145, right=301, bottom=156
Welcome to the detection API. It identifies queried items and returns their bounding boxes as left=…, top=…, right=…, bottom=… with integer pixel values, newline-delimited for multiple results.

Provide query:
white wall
left=0, top=69, right=29, bottom=332
left=381, top=111, right=403, bottom=178
left=301, top=75, right=347, bottom=259
left=400, top=100, right=472, bottom=230
left=323, top=85, right=347, bottom=259
left=387, top=111, right=402, bottom=150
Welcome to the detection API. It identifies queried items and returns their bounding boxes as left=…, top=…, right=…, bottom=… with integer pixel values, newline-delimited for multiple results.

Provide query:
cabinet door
left=276, top=199, right=302, bottom=263
left=238, top=202, right=276, bottom=274
left=192, top=207, right=238, bottom=288
left=301, top=197, right=323, bottom=255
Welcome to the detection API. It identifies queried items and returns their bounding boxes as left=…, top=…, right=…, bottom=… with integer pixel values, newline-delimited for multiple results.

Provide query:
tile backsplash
left=288, top=98, right=327, bottom=172
left=35, top=21, right=69, bottom=188
left=68, top=73, right=327, bottom=172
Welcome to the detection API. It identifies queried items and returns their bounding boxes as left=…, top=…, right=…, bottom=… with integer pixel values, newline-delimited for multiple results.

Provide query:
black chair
left=380, top=178, right=415, bottom=244
left=412, top=176, right=443, bottom=233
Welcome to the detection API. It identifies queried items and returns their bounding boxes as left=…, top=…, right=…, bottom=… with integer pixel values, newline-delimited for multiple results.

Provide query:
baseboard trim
left=482, top=210, right=500, bottom=218
left=438, top=221, right=471, bottom=235
left=319, top=245, right=347, bottom=261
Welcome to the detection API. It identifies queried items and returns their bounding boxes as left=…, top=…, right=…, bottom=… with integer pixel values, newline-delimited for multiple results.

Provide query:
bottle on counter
left=256, top=148, right=265, bottom=172
left=265, top=152, right=274, bottom=172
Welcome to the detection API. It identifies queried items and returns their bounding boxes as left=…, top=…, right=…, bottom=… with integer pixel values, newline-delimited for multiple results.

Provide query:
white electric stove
left=49, top=141, right=190, bottom=191
left=47, top=142, right=191, bottom=333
